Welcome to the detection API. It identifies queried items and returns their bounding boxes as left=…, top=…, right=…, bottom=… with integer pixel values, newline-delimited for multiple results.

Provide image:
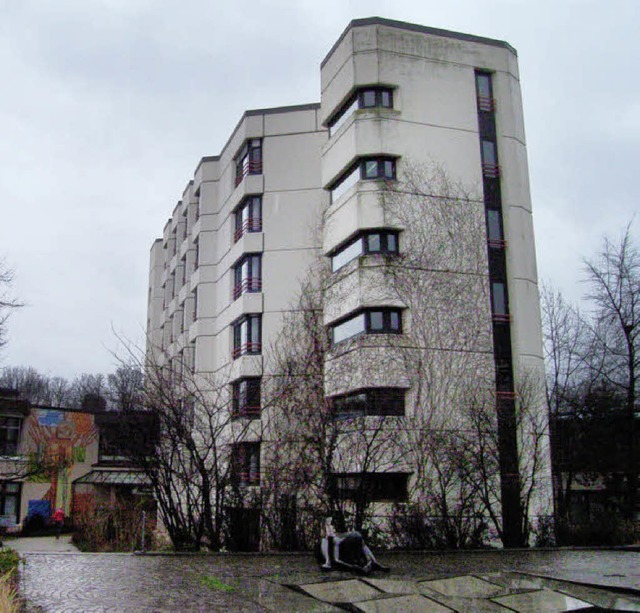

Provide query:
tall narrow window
left=481, top=140, right=500, bottom=178
left=192, top=288, right=198, bottom=322
left=234, top=196, right=262, bottom=242
left=232, top=378, right=261, bottom=418
left=232, top=314, right=262, bottom=358
left=194, top=238, right=199, bottom=270
left=492, top=282, right=509, bottom=322
left=487, top=209, right=504, bottom=247
left=476, top=72, right=495, bottom=112
left=0, top=417, right=21, bottom=456
left=233, top=254, right=262, bottom=299
left=0, top=482, right=21, bottom=524
left=232, top=442, right=261, bottom=485
left=235, top=139, right=262, bottom=187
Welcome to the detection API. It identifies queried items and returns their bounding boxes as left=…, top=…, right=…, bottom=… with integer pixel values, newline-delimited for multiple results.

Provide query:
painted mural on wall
left=24, top=409, right=98, bottom=516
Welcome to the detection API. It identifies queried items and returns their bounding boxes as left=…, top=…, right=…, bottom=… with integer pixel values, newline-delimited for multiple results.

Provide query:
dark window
left=234, top=196, right=262, bottom=242
left=328, top=87, right=394, bottom=135
left=192, top=288, right=198, bottom=322
left=493, top=325, right=512, bottom=361
left=331, top=388, right=405, bottom=418
left=359, top=87, right=393, bottom=109
left=233, top=254, right=262, bottom=299
left=330, top=157, right=397, bottom=203
left=331, top=230, right=399, bottom=272
left=491, top=281, right=509, bottom=321
left=232, top=378, right=261, bottom=418
left=232, top=314, right=262, bottom=358
left=193, top=238, right=199, bottom=270
left=0, top=417, right=21, bottom=456
left=481, top=140, right=500, bottom=178
left=330, top=473, right=408, bottom=502
left=362, top=158, right=396, bottom=180
left=487, top=209, right=504, bottom=246
left=235, top=139, right=262, bottom=187
left=475, top=72, right=495, bottom=112
left=0, top=482, right=21, bottom=524
left=331, top=308, right=402, bottom=344
left=180, top=256, right=186, bottom=287
left=232, top=442, right=260, bottom=485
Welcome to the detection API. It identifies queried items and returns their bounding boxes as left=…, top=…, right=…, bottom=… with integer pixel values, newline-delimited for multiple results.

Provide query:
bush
left=389, top=504, right=488, bottom=550
left=73, top=501, right=156, bottom=552
left=556, top=512, right=640, bottom=546
left=532, top=515, right=556, bottom=547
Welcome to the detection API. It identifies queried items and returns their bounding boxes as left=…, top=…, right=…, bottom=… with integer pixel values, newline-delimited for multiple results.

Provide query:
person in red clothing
left=52, top=508, right=64, bottom=540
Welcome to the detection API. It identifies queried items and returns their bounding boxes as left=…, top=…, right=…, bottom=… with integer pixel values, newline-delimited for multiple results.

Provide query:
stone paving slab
left=354, top=593, right=454, bottom=612
left=297, top=578, right=381, bottom=604
left=492, top=588, right=595, bottom=612
left=489, top=572, right=640, bottom=612
left=419, top=575, right=508, bottom=598
left=362, top=577, right=420, bottom=594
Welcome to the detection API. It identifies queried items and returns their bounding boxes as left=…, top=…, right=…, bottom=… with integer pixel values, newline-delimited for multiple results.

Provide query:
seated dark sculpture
left=319, top=518, right=390, bottom=574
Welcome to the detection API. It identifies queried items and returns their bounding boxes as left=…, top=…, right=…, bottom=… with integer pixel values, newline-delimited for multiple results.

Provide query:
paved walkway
left=8, top=541, right=640, bottom=612
left=5, top=535, right=79, bottom=554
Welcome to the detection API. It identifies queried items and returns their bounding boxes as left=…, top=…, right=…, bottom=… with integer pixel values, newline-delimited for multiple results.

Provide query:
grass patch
left=0, top=549, right=19, bottom=577
left=199, top=575, right=236, bottom=592
left=0, top=549, right=21, bottom=613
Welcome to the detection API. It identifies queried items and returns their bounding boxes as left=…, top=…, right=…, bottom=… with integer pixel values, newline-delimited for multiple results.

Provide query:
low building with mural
left=0, top=387, right=153, bottom=539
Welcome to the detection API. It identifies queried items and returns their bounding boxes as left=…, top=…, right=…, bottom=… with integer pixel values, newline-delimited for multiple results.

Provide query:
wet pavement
left=11, top=541, right=640, bottom=612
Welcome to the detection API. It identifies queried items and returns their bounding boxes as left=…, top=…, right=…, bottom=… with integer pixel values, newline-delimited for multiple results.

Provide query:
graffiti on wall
left=25, top=409, right=98, bottom=516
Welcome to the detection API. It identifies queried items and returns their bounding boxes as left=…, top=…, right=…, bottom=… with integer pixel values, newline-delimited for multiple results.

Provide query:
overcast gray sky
left=1, top=0, right=638, bottom=379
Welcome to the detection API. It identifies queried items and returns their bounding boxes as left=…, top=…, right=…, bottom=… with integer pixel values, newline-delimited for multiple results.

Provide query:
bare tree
left=0, top=261, right=22, bottom=353
left=112, top=340, right=254, bottom=551
left=106, top=364, right=144, bottom=411
left=583, top=223, right=639, bottom=519
left=379, top=161, right=550, bottom=547
left=0, top=366, right=51, bottom=404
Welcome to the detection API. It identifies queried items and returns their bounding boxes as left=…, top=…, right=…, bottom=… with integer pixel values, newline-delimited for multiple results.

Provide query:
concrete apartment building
left=147, top=18, right=549, bottom=547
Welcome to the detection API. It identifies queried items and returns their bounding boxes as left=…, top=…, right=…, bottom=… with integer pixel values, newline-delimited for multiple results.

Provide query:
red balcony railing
left=234, top=217, right=262, bottom=242
left=235, top=160, right=263, bottom=187
left=232, top=342, right=262, bottom=359
left=237, top=471, right=261, bottom=486
left=482, top=163, right=501, bottom=178
left=233, top=404, right=261, bottom=419
left=478, top=96, right=496, bottom=113
left=492, top=313, right=511, bottom=324
left=488, top=239, right=507, bottom=249
left=496, top=390, right=516, bottom=402
left=233, top=277, right=262, bottom=300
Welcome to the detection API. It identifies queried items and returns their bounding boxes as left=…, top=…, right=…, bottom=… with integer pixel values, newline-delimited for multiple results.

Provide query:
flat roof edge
left=321, top=17, right=517, bottom=68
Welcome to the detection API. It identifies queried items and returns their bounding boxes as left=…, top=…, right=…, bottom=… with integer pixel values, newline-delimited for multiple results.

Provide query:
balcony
left=482, top=163, right=501, bottom=178
left=232, top=342, right=262, bottom=359
left=233, top=277, right=262, bottom=300
left=234, top=217, right=262, bottom=243
left=477, top=95, right=496, bottom=113
left=235, top=160, right=262, bottom=187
